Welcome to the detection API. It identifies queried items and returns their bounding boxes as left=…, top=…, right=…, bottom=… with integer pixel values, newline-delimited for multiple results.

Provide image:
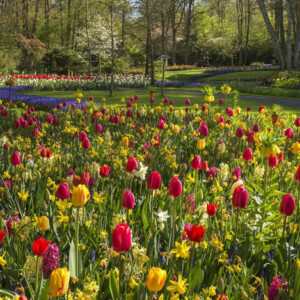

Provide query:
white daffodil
left=134, top=162, right=148, bottom=180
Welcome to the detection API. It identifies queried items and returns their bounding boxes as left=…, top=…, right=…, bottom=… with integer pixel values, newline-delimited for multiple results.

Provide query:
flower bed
left=0, top=93, right=299, bottom=299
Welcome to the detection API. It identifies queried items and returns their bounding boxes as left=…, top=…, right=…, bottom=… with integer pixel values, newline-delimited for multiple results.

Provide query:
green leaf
left=0, top=289, right=15, bottom=298
left=142, top=203, right=149, bottom=230
left=109, top=270, right=120, bottom=300
left=69, top=239, right=82, bottom=279
left=39, top=278, right=50, bottom=300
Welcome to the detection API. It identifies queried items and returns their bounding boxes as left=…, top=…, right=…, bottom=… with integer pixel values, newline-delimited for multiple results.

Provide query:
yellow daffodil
left=170, top=240, right=190, bottom=259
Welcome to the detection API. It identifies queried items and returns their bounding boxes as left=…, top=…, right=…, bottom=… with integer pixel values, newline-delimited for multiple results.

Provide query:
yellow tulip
left=72, top=184, right=90, bottom=207
left=214, top=113, right=221, bottom=121
left=146, top=267, right=167, bottom=292
left=156, top=106, right=162, bottom=113
left=49, top=267, right=70, bottom=297
left=197, top=139, right=206, bottom=150
left=38, top=216, right=50, bottom=232
left=121, top=137, right=129, bottom=147
left=173, top=125, right=180, bottom=134
left=193, top=103, right=199, bottom=110
left=218, top=122, right=225, bottom=130
left=120, top=116, right=125, bottom=123
left=291, top=142, right=300, bottom=154
left=120, top=97, right=125, bottom=103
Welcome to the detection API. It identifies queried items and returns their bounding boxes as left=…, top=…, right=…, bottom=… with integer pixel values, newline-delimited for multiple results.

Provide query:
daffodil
left=170, top=240, right=190, bottom=259
left=18, top=190, right=29, bottom=201
left=167, top=274, right=188, bottom=295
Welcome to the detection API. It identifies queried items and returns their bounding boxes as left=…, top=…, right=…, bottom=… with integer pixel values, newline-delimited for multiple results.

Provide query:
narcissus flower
left=146, top=267, right=167, bottom=292
left=167, top=274, right=188, bottom=295
left=170, top=240, right=190, bottom=259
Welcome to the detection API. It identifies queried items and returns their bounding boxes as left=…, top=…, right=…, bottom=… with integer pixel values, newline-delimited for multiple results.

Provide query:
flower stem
left=282, top=215, right=287, bottom=240
left=172, top=198, right=176, bottom=246
left=119, top=254, right=123, bottom=295
left=35, top=256, right=39, bottom=293
left=233, top=209, right=239, bottom=257
left=75, top=208, right=80, bottom=278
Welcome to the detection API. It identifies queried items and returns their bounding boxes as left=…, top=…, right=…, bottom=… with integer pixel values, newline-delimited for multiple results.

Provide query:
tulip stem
left=75, top=208, right=80, bottom=279
left=189, top=242, right=196, bottom=273
left=119, top=254, right=122, bottom=295
left=282, top=216, right=287, bottom=240
left=233, top=209, right=239, bottom=257
left=35, top=256, right=39, bottom=293
left=172, top=198, right=176, bottom=247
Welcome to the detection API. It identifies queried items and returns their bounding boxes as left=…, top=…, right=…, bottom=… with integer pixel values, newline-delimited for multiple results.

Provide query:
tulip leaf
left=142, top=203, right=149, bottom=230
left=69, top=239, right=82, bottom=279
left=0, top=289, right=15, bottom=298
left=39, top=278, right=50, bottom=300
left=109, top=270, right=120, bottom=300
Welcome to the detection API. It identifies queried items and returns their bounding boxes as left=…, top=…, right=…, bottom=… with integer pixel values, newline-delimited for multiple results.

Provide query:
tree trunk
left=22, top=0, right=29, bottom=38
left=293, top=0, right=300, bottom=67
left=256, top=0, right=285, bottom=68
left=237, top=0, right=243, bottom=66
left=286, top=0, right=292, bottom=69
left=85, top=0, right=92, bottom=75
left=110, top=5, right=115, bottom=97
left=66, top=0, right=72, bottom=46
left=243, top=0, right=251, bottom=66
left=59, top=0, right=64, bottom=46
left=184, top=0, right=193, bottom=65
left=44, top=0, right=50, bottom=45
left=145, top=0, right=151, bottom=78
left=32, top=0, right=41, bottom=39
left=121, top=8, right=126, bottom=49
left=171, top=0, right=176, bottom=64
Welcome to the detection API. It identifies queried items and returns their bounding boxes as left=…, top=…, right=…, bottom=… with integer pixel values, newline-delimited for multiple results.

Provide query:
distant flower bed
left=273, top=77, right=300, bottom=89
left=0, top=74, right=151, bottom=91
left=0, top=86, right=88, bottom=109
left=130, top=65, right=197, bottom=74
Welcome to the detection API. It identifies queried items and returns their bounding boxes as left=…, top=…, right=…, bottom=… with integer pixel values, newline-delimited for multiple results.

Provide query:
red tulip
left=236, top=127, right=243, bottom=138
left=169, top=177, right=182, bottom=198
left=79, top=172, right=90, bottom=185
left=191, top=156, right=201, bottom=170
left=280, top=194, right=295, bottom=216
left=82, top=138, right=90, bottom=149
left=268, top=153, right=277, bottom=168
left=126, top=157, right=138, bottom=173
left=284, top=128, right=293, bottom=139
left=79, top=131, right=87, bottom=142
left=232, top=185, right=248, bottom=209
left=100, top=165, right=111, bottom=177
left=277, top=151, right=284, bottom=164
left=295, top=118, right=300, bottom=127
left=19, top=295, right=28, bottom=300
left=184, top=224, right=205, bottom=243
left=157, top=119, right=165, bottom=129
left=122, top=190, right=135, bottom=209
left=201, top=161, right=208, bottom=171
left=147, top=171, right=161, bottom=190
left=72, top=175, right=80, bottom=186
left=112, top=223, right=131, bottom=253
left=56, top=182, right=70, bottom=200
left=243, top=148, right=253, bottom=161
left=0, top=230, right=6, bottom=244
left=32, top=237, right=51, bottom=256
left=41, top=148, right=48, bottom=157
left=295, top=165, right=300, bottom=182
left=11, top=151, right=21, bottom=166
left=207, top=204, right=217, bottom=216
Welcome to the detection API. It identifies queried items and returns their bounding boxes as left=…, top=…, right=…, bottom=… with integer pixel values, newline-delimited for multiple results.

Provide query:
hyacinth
left=268, top=275, right=287, bottom=300
left=42, top=243, right=60, bottom=278
left=182, top=194, right=195, bottom=214
left=6, top=216, right=19, bottom=236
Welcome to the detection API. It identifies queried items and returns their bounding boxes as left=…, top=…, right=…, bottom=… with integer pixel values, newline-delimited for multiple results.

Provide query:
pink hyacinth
left=42, top=243, right=60, bottom=278
left=6, top=216, right=19, bottom=236
left=268, top=275, right=287, bottom=300
left=182, top=194, right=195, bottom=215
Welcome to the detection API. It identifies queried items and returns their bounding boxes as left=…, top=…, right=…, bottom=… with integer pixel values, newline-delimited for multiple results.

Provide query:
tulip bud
left=147, top=171, right=161, bottom=190
left=82, top=138, right=90, bottom=149
left=236, top=127, right=243, bottom=138
left=55, top=183, right=70, bottom=201
left=295, top=165, right=300, bottom=182
left=100, top=165, right=111, bottom=177
left=232, top=185, right=248, bottom=209
left=169, top=177, right=182, bottom=198
left=268, top=153, right=277, bottom=168
left=112, top=223, right=131, bottom=253
left=79, top=172, right=90, bottom=185
left=126, top=157, right=138, bottom=173
left=184, top=224, right=205, bottom=243
left=122, top=190, right=135, bottom=209
left=11, top=151, right=21, bottom=166
left=284, top=128, right=293, bottom=139
left=38, top=216, right=50, bottom=232
left=280, top=194, right=295, bottom=216
left=191, top=155, right=201, bottom=170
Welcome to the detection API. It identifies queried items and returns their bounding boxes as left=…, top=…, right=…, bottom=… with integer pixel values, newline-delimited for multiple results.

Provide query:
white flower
left=133, top=162, right=148, bottom=180
left=155, top=209, right=170, bottom=223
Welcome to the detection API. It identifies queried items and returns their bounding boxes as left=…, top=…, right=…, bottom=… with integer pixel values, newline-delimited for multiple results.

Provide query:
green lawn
left=155, top=68, right=207, bottom=81
left=21, top=88, right=300, bottom=113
